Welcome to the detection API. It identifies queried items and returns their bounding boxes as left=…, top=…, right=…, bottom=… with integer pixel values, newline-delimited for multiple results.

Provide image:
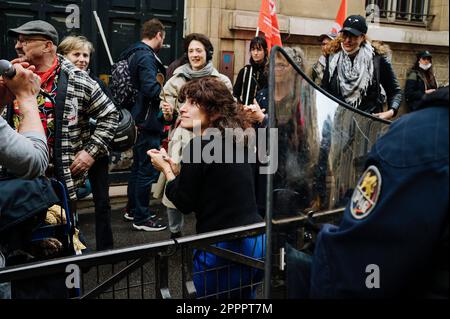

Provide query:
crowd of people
left=0, top=13, right=447, bottom=299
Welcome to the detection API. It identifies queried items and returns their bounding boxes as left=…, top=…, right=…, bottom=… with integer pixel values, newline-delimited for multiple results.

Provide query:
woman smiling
left=321, top=15, right=402, bottom=120
left=156, top=33, right=232, bottom=239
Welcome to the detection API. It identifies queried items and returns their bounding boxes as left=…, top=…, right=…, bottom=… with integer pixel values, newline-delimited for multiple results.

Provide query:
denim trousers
left=127, top=130, right=161, bottom=225
left=166, top=207, right=184, bottom=233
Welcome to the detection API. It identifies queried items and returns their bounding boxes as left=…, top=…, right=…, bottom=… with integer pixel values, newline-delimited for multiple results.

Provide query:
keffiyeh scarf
left=328, top=43, right=375, bottom=107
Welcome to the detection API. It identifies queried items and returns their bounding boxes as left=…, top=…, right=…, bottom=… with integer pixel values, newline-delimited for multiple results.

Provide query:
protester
left=6, top=20, right=119, bottom=217
left=1, top=61, right=47, bottom=178
left=1, top=61, right=52, bottom=299
left=321, top=15, right=402, bottom=120
left=233, top=36, right=268, bottom=105
left=155, top=33, right=232, bottom=239
left=249, top=47, right=319, bottom=217
left=119, top=19, right=167, bottom=231
left=405, top=50, right=438, bottom=112
left=288, top=86, right=448, bottom=298
left=311, top=32, right=336, bottom=85
left=58, top=35, right=114, bottom=250
left=149, top=77, right=265, bottom=298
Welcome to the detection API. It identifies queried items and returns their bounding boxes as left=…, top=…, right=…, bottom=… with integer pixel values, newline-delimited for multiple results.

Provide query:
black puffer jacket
left=321, top=43, right=402, bottom=115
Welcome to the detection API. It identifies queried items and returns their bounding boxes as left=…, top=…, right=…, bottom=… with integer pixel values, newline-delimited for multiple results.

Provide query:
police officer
left=290, top=86, right=448, bottom=298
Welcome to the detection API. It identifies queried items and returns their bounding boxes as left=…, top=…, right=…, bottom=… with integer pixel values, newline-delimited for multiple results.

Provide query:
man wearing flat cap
left=405, top=50, right=439, bottom=112
left=5, top=20, right=119, bottom=209
left=312, top=32, right=337, bottom=85
left=321, top=15, right=402, bottom=120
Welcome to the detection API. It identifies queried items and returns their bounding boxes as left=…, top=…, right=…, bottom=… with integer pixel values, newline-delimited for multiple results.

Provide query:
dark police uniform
left=309, top=87, right=449, bottom=298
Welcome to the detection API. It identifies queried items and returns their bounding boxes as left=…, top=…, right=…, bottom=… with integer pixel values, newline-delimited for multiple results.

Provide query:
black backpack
left=110, top=47, right=150, bottom=109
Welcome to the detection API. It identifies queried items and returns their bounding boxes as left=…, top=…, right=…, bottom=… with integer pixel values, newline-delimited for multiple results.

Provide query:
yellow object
left=45, top=204, right=67, bottom=225
left=73, top=228, right=87, bottom=253
left=45, top=205, right=87, bottom=253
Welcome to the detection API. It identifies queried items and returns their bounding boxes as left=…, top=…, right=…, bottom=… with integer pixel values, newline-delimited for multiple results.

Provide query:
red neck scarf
left=35, top=56, right=58, bottom=92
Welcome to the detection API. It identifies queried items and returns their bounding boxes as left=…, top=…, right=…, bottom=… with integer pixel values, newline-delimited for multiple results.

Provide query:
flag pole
left=244, top=27, right=260, bottom=106
left=93, top=11, right=114, bottom=66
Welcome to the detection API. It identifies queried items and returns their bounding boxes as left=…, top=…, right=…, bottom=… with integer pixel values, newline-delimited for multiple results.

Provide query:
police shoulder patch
left=350, top=165, right=382, bottom=220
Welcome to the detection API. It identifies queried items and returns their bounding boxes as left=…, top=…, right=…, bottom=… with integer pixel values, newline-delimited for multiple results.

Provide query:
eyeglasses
left=275, top=64, right=290, bottom=70
left=15, top=37, right=50, bottom=46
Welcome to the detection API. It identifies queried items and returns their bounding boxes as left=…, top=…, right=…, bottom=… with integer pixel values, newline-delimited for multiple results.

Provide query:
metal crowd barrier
left=0, top=209, right=344, bottom=299
left=0, top=222, right=265, bottom=299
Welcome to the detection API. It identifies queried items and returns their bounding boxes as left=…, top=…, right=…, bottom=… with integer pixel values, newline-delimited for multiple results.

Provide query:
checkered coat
left=52, top=55, right=119, bottom=199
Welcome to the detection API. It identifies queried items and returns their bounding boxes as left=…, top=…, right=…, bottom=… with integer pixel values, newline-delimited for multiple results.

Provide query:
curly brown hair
left=178, top=77, right=252, bottom=140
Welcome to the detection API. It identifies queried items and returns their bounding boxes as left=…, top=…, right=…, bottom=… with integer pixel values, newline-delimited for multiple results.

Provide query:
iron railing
left=0, top=222, right=267, bottom=299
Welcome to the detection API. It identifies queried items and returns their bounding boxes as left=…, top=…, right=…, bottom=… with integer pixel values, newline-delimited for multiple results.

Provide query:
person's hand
left=159, top=147, right=180, bottom=176
left=2, top=62, right=40, bottom=105
left=373, top=109, right=394, bottom=120
left=70, top=150, right=95, bottom=176
left=161, top=101, right=174, bottom=120
left=148, top=148, right=172, bottom=174
left=243, top=99, right=266, bottom=124
left=0, top=77, right=13, bottom=106
left=10, top=56, right=30, bottom=65
left=425, top=89, right=436, bottom=94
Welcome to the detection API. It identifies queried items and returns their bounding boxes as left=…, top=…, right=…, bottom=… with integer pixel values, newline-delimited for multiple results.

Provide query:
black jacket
left=233, top=62, right=267, bottom=105
left=119, top=42, right=165, bottom=134
left=165, top=136, right=263, bottom=234
left=321, top=50, right=402, bottom=115
left=404, top=68, right=438, bottom=112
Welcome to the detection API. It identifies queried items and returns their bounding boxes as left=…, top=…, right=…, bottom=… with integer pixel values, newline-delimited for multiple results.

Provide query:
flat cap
left=318, top=32, right=337, bottom=42
left=8, top=20, right=59, bottom=45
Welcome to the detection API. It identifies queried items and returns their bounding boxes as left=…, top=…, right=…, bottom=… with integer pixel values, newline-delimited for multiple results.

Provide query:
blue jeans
left=127, top=130, right=160, bottom=225
left=167, top=207, right=184, bottom=233
left=193, top=234, right=265, bottom=299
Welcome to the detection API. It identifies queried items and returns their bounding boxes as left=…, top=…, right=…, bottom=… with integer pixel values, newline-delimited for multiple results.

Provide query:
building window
left=365, top=0, right=434, bottom=26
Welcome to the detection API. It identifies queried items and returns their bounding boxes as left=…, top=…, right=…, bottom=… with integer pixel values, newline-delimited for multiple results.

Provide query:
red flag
left=330, top=0, right=347, bottom=34
left=257, top=0, right=282, bottom=51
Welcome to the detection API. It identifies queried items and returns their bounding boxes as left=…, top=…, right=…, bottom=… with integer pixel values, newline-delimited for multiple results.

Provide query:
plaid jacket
left=53, top=55, right=119, bottom=199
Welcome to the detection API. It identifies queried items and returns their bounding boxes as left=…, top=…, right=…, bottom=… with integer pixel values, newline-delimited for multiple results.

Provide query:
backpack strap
left=125, top=46, right=152, bottom=63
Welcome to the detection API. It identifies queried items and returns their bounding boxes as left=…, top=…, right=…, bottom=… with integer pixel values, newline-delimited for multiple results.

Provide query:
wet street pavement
left=77, top=199, right=197, bottom=251
left=74, top=198, right=199, bottom=299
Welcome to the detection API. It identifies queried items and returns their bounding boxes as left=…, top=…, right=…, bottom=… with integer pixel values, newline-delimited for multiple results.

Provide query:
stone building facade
left=185, top=0, right=449, bottom=115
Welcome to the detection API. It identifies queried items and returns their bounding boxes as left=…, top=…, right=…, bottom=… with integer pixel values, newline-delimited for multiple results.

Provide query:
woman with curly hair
left=149, top=77, right=264, bottom=298
left=155, top=33, right=232, bottom=239
left=321, top=15, right=402, bottom=120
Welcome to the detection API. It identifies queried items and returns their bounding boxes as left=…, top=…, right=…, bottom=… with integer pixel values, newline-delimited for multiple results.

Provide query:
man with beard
left=119, top=19, right=167, bottom=231
left=7, top=20, right=118, bottom=213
